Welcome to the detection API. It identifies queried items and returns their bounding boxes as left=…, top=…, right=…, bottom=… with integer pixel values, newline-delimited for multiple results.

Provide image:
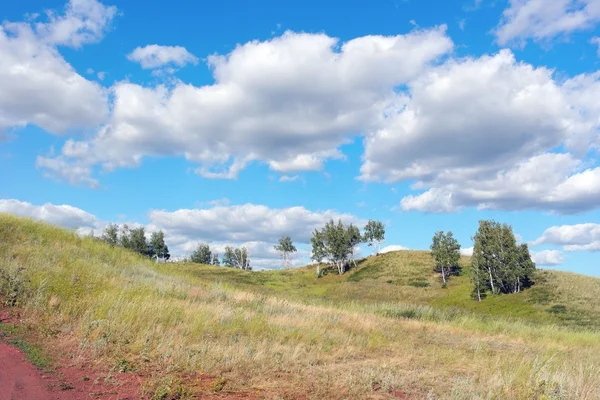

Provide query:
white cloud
left=380, top=245, right=409, bottom=253
left=36, top=154, right=100, bottom=187
left=592, top=36, right=600, bottom=55
left=532, top=223, right=600, bottom=252
left=34, top=0, right=117, bottom=48
left=360, top=50, right=600, bottom=214
left=0, top=199, right=100, bottom=231
left=149, top=203, right=363, bottom=269
left=0, top=0, right=110, bottom=136
left=460, top=247, right=474, bottom=256
left=38, top=27, right=453, bottom=185
left=127, top=44, right=199, bottom=70
left=531, top=249, right=564, bottom=266
left=149, top=203, right=362, bottom=245
left=279, top=175, right=301, bottom=182
left=495, top=0, right=600, bottom=46
left=97, top=71, right=105, bottom=80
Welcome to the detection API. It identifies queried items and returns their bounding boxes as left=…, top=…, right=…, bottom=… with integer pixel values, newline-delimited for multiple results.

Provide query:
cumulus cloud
left=380, top=245, right=409, bottom=253
left=38, top=27, right=453, bottom=185
left=149, top=203, right=363, bottom=269
left=34, top=0, right=117, bottom=48
left=0, top=199, right=100, bottom=231
left=0, top=0, right=111, bottom=136
left=460, top=247, right=474, bottom=256
left=127, top=44, right=198, bottom=70
left=149, top=204, right=362, bottom=245
left=360, top=50, right=600, bottom=214
left=532, top=223, right=600, bottom=251
left=531, top=249, right=564, bottom=266
left=495, top=0, right=600, bottom=46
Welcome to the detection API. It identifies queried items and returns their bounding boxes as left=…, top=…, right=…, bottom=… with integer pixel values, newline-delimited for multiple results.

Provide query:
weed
left=143, top=376, right=193, bottom=400
left=59, top=382, right=74, bottom=391
left=408, top=280, right=430, bottom=288
left=114, top=358, right=136, bottom=373
left=548, top=305, right=567, bottom=314
left=8, top=337, right=52, bottom=369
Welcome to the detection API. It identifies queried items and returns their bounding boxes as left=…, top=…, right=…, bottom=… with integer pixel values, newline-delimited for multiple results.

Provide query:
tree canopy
left=274, top=236, right=297, bottom=269
left=430, top=231, right=461, bottom=287
left=363, top=220, right=385, bottom=255
left=470, top=220, right=536, bottom=301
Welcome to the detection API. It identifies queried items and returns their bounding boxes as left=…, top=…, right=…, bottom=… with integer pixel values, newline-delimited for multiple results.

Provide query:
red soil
left=0, top=311, right=139, bottom=400
left=0, top=310, right=264, bottom=400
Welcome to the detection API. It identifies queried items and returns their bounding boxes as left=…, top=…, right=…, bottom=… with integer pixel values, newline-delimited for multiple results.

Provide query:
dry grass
left=2, top=214, right=600, bottom=399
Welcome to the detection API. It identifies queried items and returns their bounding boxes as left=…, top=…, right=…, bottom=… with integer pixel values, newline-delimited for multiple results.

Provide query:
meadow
left=1, top=214, right=600, bottom=399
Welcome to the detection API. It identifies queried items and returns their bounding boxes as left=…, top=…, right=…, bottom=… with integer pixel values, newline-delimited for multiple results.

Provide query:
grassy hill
left=2, top=214, right=600, bottom=399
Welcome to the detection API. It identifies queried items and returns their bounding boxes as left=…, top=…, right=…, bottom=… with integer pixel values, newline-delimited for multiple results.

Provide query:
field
left=1, top=214, right=600, bottom=399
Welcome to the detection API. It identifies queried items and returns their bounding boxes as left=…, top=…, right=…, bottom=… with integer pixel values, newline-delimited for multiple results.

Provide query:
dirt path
left=0, top=337, right=141, bottom=400
left=0, top=341, right=53, bottom=400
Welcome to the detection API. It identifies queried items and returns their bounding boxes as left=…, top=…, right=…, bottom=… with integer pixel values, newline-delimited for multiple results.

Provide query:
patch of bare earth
left=0, top=310, right=270, bottom=399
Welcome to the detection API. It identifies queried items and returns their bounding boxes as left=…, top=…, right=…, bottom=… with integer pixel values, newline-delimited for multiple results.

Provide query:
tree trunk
left=488, top=268, right=495, bottom=294
left=441, top=265, right=447, bottom=286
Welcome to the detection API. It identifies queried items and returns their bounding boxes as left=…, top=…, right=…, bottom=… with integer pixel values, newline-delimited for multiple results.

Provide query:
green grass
left=0, top=324, right=53, bottom=369
left=2, top=214, right=600, bottom=399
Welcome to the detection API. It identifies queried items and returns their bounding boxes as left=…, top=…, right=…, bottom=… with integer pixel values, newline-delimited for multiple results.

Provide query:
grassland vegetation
left=1, top=215, right=600, bottom=399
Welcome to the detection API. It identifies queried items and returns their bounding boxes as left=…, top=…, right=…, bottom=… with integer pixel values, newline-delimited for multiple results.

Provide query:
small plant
left=114, top=358, right=135, bottom=373
left=59, top=382, right=74, bottom=391
left=211, top=377, right=226, bottom=393
left=548, top=304, right=567, bottom=314
left=408, top=280, right=430, bottom=288
left=143, top=376, right=193, bottom=400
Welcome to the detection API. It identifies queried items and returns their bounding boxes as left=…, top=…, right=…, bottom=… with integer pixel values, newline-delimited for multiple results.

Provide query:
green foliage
left=7, top=335, right=52, bottom=369
left=0, top=265, right=29, bottom=307
left=102, top=223, right=170, bottom=259
left=101, top=223, right=119, bottom=246
left=149, top=230, right=170, bottom=260
left=310, top=219, right=365, bottom=276
left=430, top=230, right=461, bottom=287
left=274, top=235, right=297, bottom=268
left=190, top=243, right=212, bottom=264
left=471, top=220, right=537, bottom=301
left=363, top=220, right=385, bottom=255
left=143, top=376, right=193, bottom=400
left=223, top=246, right=251, bottom=270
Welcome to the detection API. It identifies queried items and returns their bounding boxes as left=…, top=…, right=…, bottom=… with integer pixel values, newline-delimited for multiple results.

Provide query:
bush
left=0, top=265, right=30, bottom=307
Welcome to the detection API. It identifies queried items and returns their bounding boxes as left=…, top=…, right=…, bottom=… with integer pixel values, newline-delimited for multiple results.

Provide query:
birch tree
left=149, top=230, right=170, bottom=261
left=430, top=231, right=461, bottom=287
left=363, top=220, right=385, bottom=255
left=274, top=236, right=297, bottom=269
left=346, top=224, right=362, bottom=268
left=471, top=220, right=536, bottom=300
left=190, top=243, right=212, bottom=264
left=311, top=229, right=327, bottom=277
left=102, top=223, right=119, bottom=246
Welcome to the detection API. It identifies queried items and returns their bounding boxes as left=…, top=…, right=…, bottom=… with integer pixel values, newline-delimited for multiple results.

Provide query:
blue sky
left=1, top=0, right=600, bottom=273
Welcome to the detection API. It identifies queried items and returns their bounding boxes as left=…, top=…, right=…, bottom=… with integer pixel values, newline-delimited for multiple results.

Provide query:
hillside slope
left=2, top=214, right=600, bottom=399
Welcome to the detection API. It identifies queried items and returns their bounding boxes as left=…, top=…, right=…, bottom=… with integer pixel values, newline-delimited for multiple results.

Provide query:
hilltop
left=1, top=214, right=600, bottom=399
